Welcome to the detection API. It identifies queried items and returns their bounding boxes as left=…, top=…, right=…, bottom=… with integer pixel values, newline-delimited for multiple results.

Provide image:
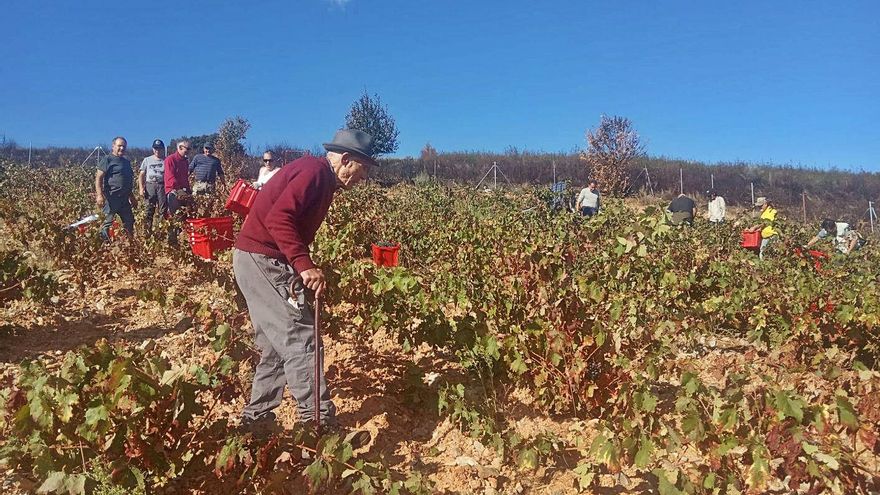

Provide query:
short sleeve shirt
left=98, top=155, right=134, bottom=197
left=668, top=196, right=695, bottom=213
left=140, top=156, right=164, bottom=183
left=818, top=222, right=850, bottom=250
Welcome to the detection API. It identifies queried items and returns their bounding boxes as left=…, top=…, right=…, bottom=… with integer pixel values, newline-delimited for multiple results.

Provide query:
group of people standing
left=139, top=138, right=228, bottom=243
left=94, top=137, right=284, bottom=243
left=573, top=182, right=728, bottom=226
left=93, top=129, right=379, bottom=445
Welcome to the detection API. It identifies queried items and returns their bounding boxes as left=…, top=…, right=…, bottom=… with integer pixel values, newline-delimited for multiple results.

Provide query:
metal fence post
left=802, top=191, right=807, bottom=223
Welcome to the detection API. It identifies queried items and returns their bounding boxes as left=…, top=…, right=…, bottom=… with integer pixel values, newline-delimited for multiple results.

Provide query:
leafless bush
left=580, top=115, right=645, bottom=197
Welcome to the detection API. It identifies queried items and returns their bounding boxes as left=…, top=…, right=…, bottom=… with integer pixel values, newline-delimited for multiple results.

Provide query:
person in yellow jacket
left=747, top=197, right=778, bottom=259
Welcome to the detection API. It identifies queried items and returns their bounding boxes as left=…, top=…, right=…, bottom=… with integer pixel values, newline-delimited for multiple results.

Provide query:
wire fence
left=5, top=144, right=879, bottom=235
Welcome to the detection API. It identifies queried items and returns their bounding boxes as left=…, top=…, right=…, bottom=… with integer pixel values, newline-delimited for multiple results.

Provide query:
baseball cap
left=152, top=139, right=165, bottom=149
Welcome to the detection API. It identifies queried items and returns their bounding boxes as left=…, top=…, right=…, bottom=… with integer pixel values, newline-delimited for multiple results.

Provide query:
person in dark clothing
left=233, top=129, right=375, bottom=445
left=95, top=137, right=137, bottom=240
left=189, top=143, right=225, bottom=195
left=667, top=194, right=696, bottom=226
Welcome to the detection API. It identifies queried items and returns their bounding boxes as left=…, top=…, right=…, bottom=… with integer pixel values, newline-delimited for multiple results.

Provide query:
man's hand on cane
left=300, top=268, right=326, bottom=299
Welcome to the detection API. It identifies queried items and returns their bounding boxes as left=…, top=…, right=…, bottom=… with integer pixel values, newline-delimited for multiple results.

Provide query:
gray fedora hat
left=323, top=129, right=377, bottom=165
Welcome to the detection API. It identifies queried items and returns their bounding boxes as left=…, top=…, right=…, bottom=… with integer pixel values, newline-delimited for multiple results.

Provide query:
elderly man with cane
left=233, top=129, right=376, bottom=446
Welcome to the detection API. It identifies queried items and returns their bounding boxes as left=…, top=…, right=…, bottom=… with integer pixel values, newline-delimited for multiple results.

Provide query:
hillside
left=1, top=157, right=878, bottom=494
left=3, top=144, right=879, bottom=225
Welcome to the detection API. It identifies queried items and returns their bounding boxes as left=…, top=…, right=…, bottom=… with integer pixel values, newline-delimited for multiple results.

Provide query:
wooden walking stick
left=314, top=292, right=322, bottom=433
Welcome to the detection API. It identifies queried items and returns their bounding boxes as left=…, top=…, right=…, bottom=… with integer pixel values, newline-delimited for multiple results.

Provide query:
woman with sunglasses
left=254, top=151, right=280, bottom=189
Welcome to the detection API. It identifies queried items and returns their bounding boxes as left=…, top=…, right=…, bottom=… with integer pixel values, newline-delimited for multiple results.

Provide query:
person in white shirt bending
left=253, top=151, right=281, bottom=189
left=576, top=180, right=601, bottom=217
left=707, top=189, right=726, bottom=223
left=806, top=219, right=864, bottom=254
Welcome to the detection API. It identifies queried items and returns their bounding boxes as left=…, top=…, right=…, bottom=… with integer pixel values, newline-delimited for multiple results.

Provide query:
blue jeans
left=101, top=195, right=135, bottom=240
left=580, top=206, right=598, bottom=217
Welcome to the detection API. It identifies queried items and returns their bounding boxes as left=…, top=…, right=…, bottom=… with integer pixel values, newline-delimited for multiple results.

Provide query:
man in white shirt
left=576, top=180, right=600, bottom=217
left=807, top=219, right=863, bottom=253
left=707, top=190, right=726, bottom=223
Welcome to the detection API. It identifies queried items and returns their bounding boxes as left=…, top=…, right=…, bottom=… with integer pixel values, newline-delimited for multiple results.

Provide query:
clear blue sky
left=1, top=0, right=878, bottom=169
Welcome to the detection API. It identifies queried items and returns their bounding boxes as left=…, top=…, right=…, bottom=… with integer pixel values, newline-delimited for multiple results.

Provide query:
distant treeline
left=3, top=143, right=878, bottom=226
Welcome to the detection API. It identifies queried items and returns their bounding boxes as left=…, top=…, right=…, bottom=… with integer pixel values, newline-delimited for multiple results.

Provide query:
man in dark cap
left=138, top=139, right=167, bottom=236
left=233, top=129, right=376, bottom=439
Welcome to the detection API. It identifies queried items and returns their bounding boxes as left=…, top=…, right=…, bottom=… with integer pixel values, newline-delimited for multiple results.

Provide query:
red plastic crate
left=225, top=179, right=259, bottom=216
left=187, top=217, right=235, bottom=260
left=371, top=243, right=400, bottom=267
left=77, top=220, right=119, bottom=238
left=740, top=230, right=760, bottom=248
left=794, top=247, right=829, bottom=272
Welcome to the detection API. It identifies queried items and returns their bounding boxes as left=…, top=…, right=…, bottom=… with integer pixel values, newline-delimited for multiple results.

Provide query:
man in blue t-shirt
left=95, top=136, right=137, bottom=240
left=139, top=139, right=167, bottom=236
left=189, top=143, right=226, bottom=195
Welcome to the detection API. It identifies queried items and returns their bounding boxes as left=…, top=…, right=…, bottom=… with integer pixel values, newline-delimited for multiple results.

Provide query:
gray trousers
left=143, top=182, right=167, bottom=234
left=232, top=249, right=335, bottom=424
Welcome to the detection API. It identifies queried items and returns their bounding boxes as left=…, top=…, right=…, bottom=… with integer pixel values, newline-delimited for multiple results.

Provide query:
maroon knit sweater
left=235, top=156, right=337, bottom=273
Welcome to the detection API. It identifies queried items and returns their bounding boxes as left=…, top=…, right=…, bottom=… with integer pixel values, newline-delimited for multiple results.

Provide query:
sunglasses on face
left=263, top=159, right=273, bottom=162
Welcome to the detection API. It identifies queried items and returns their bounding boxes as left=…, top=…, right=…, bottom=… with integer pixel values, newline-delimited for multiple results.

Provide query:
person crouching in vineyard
left=95, top=136, right=137, bottom=240
left=748, top=197, right=778, bottom=259
left=667, top=193, right=696, bottom=226
left=233, top=129, right=375, bottom=442
left=806, top=218, right=865, bottom=254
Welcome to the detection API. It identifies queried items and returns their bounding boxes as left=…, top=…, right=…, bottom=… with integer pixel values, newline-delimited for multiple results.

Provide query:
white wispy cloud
left=327, top=0, right=352, bottom=8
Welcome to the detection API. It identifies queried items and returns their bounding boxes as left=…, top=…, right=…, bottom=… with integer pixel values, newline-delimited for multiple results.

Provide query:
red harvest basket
left=225, top=179, right=259, bottom=216
left=794, top=247, right=829, bottom=272
left=741, top=230, right=761, bottom=249
left=187, top=217, right=235, bottom=260
left=371, top=243, right=400, bottom=267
